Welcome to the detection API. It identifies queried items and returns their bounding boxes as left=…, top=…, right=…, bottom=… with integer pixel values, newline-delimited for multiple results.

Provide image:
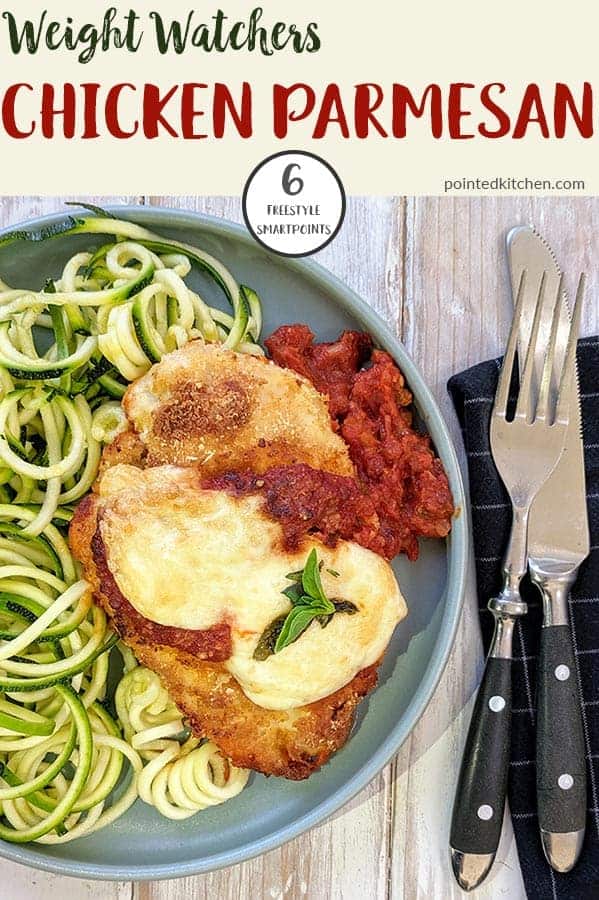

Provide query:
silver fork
left=450, top=268, right=584, bottom=891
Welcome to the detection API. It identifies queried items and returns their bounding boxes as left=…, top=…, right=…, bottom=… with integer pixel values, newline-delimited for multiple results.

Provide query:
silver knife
left=508, top=226, right=588, bottom=872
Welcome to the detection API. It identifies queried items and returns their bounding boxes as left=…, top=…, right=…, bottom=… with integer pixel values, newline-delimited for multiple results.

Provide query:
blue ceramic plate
left=0, top=206, right=467, bottom=880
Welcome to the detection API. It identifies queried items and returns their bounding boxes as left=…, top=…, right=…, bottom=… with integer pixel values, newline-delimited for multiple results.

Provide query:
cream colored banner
left=0, top=0, right=595, bottom=195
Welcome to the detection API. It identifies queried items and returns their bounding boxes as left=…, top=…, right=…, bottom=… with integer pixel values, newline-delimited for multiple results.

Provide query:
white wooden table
left=2, top=195, right=598, bottom=900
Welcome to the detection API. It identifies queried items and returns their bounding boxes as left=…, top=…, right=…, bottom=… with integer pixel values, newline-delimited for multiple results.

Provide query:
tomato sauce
left=264, top=325, right=372, bottom=420
left=265, top=325, right=454, bottom=560
left=205, top=464, right=381, bottom=554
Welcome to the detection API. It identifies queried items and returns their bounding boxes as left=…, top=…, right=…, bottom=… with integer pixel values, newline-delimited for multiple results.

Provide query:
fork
left=449, top=268, right=584, bottom=891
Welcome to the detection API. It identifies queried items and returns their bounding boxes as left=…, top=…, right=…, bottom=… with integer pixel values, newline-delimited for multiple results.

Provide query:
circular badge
left=242, top=150, right=346, bottom=257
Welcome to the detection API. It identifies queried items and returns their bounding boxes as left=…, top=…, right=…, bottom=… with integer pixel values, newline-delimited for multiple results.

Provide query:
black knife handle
left=536, top=624, right=586, bottom=833
left=450, top=655, right=512, bottom=854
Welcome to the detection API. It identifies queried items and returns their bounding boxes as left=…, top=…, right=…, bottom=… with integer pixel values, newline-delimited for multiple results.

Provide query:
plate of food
left=0, top=204, right=467, bottom=879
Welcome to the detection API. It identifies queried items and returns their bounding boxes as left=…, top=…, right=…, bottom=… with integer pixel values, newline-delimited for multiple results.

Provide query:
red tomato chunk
left=266, top=326, right=454, bottom=560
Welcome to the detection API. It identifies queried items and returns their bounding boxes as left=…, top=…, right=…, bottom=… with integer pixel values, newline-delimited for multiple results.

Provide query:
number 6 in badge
left=282, top=164, right=304, bottom=197
left=243, top=151, right=346, bottom=257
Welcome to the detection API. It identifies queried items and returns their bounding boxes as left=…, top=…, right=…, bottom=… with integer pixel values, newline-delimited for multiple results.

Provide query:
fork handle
left=536, top=622, right=586, bottom=868
left=450, top=643, right=512, bottom=889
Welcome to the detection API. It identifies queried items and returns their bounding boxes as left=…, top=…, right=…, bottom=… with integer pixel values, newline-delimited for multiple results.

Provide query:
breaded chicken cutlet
left=101, top=340, right=353, bottom=478
left=70, top=465, right=404, bottom=779
left=71, top=341, right=406, bottom=779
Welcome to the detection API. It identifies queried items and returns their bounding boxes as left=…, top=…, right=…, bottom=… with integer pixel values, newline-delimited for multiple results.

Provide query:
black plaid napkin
left=448, top=337, right=599, bottom=900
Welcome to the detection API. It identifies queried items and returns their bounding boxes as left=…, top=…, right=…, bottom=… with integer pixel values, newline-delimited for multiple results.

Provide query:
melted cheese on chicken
left=98, top=465, right=406, bottom=710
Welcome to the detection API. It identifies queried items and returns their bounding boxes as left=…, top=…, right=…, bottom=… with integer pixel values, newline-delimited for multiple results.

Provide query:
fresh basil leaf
left=254, top=552, right=359, bottom=660
left=275, top=607, right=318, bottom=653
left=301, top=548, right=328, bottom=604
left=312, top=563, right=330, bottom=605
left=299, top=594, right=322, bottom=608
left=253, top=614, right=287, bottom=660
left=316, top=597, right=335, bottom=615
left=281, top=583, right=305, bottom=605
left=284, top=591, right=319, bottom=608
left=300, top=548, right=318, bottom=597
left=285, top=569, right=303, bottom=583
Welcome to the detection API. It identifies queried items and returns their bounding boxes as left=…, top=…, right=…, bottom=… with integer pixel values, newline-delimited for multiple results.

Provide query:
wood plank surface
left=0, top=194, right=596, bottom=899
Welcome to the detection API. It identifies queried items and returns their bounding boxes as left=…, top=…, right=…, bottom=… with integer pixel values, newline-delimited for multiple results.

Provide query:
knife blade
left=508, top=227, right=589, bottom=566
left=507, top=225, right=588, bottom=872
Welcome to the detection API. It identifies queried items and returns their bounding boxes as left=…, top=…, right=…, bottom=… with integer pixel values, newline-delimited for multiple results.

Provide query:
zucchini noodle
left=115, top=666, right=249, bottom=821
left=0, top=215, right=264, bottom=530
left=0, top=507, right=139, bottom=843
left=0, top=210, right=255, bottom=843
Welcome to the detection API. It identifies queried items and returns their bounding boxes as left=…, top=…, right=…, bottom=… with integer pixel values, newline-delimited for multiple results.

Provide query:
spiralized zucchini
left=115, top=666, right=249, bottom=820
left=0, top=507, right=140, bottom=843
left=0, top=211, right=256, bottom=843
left=0, top=215, right=264, bottom=532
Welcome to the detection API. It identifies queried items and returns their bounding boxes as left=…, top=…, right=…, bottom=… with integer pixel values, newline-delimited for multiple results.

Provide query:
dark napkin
left=448, top=336, right=599, bottom=900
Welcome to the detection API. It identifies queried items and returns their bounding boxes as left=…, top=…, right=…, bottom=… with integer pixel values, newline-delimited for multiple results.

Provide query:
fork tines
left=493, top=269, right=585, bottom=427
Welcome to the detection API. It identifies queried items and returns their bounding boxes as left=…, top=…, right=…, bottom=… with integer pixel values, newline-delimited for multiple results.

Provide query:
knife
left=507, top=226, right=588, bottom=872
